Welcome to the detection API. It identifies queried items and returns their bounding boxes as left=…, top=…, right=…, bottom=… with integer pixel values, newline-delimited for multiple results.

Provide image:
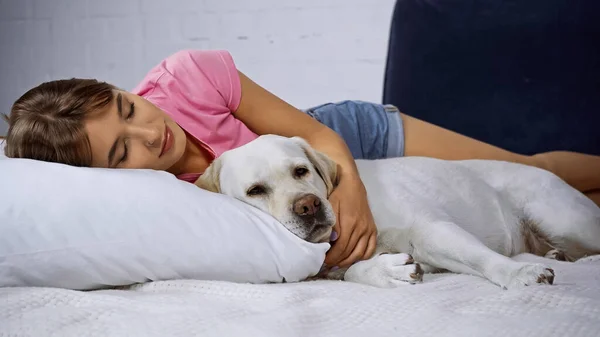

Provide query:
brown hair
left=2, top=78, right=116, bottom=166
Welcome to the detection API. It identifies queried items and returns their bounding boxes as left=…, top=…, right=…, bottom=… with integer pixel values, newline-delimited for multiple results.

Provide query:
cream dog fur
left=195, top=135, right=600, bottom=289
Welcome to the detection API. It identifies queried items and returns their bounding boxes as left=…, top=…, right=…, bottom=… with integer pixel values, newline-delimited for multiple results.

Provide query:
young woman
left=3, top=50, right=599, bottom=269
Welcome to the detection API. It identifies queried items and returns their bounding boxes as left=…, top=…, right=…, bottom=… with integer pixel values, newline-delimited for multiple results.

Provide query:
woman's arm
left=233, top=72, right=355, bottom=177
left=232, top=71, right=377, bottom=267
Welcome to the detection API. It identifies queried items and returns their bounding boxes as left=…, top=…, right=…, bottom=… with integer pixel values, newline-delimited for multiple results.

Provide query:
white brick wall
left=0, top=0, right=396, bottom=135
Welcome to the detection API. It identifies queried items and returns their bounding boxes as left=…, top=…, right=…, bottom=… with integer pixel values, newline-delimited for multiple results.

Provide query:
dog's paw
left=544, top=249, right=571, bottom=262
left=375, top=253, right=424, bottom=288
left=504, top=263, right=555, bottom=289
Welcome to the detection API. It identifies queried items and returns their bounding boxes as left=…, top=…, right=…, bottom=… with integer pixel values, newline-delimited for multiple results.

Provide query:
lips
left=159, top=123, right=174, bottom=157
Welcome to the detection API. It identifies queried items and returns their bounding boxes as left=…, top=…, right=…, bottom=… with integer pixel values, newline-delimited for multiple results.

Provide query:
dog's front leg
left=340, top=252, right=424, bottom=288
left=322, top=228, right=427, bottom=288
left=406, top=221, right=555, bottom=289
left=322, top=228, right=432, bottom=288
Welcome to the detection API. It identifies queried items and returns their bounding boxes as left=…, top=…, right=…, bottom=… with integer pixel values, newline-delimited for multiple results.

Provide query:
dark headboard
left=382, top=0, right=600, bottom=155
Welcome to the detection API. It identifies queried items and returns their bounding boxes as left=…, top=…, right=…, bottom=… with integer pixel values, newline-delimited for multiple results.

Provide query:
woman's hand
left=324, top=174, right=378, bottom=268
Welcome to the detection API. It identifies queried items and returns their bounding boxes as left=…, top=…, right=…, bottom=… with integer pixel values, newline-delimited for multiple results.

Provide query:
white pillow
left=0, top=157, right=329, bottom=290
left=0, top=138, right=6, bottom=159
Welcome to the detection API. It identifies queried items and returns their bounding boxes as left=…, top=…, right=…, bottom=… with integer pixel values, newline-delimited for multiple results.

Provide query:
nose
left=130, top=124, right=161, bottom=147
left=293, top=194, right=321, bottom=217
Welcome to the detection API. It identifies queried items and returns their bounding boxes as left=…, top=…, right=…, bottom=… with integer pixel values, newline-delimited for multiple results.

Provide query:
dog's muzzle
left=292, top=193, right=333, bottom=243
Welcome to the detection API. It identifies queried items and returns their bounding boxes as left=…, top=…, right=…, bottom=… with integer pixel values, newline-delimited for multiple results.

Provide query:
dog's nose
left=293, top=194, right=321, bottom=217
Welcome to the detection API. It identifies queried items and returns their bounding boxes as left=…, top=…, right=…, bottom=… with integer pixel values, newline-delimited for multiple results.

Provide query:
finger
left=363, top=232, right=377, bottom=260
left=324, top=201, right=343, bottom=264
left=337, top=234, right=369, bottom=267
left=324, top=223, right=354, bottom=266
left=324, top=237, right=345, bottom=266
left=339, top=220, right=366, bottom=259
left=330, top=196, right=341, bottom=239
left=324, top=227, right=342, bottom=263
left=334, top=225, right=364, bottom=267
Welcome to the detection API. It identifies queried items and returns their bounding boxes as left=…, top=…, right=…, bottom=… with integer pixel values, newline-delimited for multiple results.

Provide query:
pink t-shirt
left=131, top=50, right=259, bottom=183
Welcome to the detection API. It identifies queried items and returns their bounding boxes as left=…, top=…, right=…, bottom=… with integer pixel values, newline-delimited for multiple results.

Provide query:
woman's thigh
left=303, top=100, right=405, bottom=160
left=400, top=113, right=531, bottom=163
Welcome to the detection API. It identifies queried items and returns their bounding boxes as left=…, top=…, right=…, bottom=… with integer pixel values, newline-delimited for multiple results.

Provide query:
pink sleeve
left=158, top=49, right=242, bottom=112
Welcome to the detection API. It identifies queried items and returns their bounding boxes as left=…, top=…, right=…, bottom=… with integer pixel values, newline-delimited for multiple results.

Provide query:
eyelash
left=126, top=102, right=135, bottom=119
left=120, top=140, right=129, bottom=164
left=119, top=103, right=135, bottom=164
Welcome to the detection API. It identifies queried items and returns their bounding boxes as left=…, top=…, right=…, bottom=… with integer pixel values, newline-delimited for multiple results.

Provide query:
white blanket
left=2, top=254, right=599, bottom=337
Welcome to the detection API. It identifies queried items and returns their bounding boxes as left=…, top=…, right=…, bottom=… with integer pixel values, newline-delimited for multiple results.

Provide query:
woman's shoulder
left=132, top=49, right=241, bottom=112
left=132, top=49, right=236, bottom=93
left=156, top=49, right=235, bottom=77
left=163, top=49, right=233, bottom=65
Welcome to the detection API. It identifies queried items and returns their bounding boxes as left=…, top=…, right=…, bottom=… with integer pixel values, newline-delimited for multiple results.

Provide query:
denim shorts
left=303, top=100, right=405, bottom=160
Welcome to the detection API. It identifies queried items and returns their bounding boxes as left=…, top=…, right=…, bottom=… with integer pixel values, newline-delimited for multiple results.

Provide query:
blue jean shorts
left=303, top=100, right=405, bottom=160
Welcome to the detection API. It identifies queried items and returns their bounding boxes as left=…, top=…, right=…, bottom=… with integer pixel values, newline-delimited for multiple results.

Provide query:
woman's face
left=85, top=90, right=187, bottom=171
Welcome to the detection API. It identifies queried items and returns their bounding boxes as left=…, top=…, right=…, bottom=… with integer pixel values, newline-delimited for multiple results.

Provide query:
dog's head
left=195, top=135, right=339, bottom=243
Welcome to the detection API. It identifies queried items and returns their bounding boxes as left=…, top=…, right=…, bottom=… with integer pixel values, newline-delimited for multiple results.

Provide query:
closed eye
left=126, top=102, right=135, bottom=119
left=119, top=140, right=129, bottom=164
left=247, top=185, right=267, bottom=196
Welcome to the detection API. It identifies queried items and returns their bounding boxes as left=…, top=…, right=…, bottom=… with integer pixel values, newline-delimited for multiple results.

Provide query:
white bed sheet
left=1, top=254, right=599, bottom=337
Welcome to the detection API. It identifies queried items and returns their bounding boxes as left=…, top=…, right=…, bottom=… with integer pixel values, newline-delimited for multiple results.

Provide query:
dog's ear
left=291, top=136, right=339, bottom=196
left=194, top=157, right=223, bottom=193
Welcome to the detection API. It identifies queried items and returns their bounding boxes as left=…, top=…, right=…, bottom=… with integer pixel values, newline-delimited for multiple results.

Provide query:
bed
left=2, top=254, right=600, bottom=337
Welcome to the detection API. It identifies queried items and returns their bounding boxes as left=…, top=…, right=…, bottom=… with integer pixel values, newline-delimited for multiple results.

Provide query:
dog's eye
left=294, top=167, right=309, bottom=177
left=247, top=185, right=267, bottom=196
